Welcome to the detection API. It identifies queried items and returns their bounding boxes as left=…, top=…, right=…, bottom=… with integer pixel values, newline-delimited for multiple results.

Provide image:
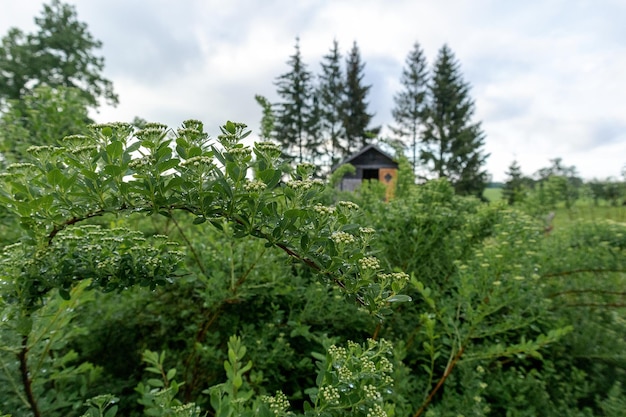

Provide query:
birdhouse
left=332, top=144, right=398, bottom=200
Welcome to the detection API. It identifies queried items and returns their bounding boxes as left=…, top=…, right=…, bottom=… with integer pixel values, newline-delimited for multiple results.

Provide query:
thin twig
left=170, top=213, right=207, bottom=276
left=18, top=335, right=41, bottom=417
left=413, top=345, right=466, bottom=417
left=47, top=210, right=106, bottom=245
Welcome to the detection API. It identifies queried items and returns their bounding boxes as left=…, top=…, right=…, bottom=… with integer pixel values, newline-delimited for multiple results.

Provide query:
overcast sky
left=2, top=0, right=625, bottom=181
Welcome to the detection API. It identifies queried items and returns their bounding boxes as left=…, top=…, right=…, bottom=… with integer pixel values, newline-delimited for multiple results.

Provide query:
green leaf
left=59, top=288, right=71, bottom=300
left=106, top=141, right=124, bottom=159
left=157, top=158, right=180, bottom=173
left=126, top=141, right=141, bottom=153
left=228, top=348, right=237, bottom=366
left=155, top=144, right=173, bottom=161
left=224, top=121, right=236, bottom=134
left=233, top=374, right=243, bottom=389
left=284, top=209, right=304, bottom=219
left=193, top=216, right=206, bottom=225
left=103, top=165, right=122, bottom=176
left=301, top=234, right=310, bottom=249
left=386, top=294, right=412, bottom=303
left=212, top=147, right=226, bottom=165
left=147, top=378, right=164, bottom=387
left=225, top=161, right=241, bottom=180
left=188, top=146, right=202, bottom=158
left=166, top=368, right=176, bottom=380
left=47, top=168, right=65, bottom=186
left=145, top=366, right=161, bottom=375
left=104, top=406, right=118, bottom=417
left=176, top=137, right=189, bottom=148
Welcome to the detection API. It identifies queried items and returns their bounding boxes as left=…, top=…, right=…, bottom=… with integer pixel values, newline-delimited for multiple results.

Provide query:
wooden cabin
left=333, top=144, right=398, bottom=200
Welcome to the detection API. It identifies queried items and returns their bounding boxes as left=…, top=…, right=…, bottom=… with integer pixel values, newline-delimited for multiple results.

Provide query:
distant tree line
left=258, top=39, right=489, bottom=198
left=503, top=158, right=626, bottom=208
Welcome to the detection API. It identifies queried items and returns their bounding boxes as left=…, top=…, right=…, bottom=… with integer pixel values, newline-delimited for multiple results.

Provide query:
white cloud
left=2, top=0, right=625, bottom=181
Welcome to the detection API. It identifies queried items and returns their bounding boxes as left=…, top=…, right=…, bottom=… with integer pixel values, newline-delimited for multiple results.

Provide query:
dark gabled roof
left=332, top=143, right=397, bottom=171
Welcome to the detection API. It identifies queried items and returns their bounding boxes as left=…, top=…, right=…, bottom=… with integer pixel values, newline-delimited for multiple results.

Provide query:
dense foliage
left=0, top=119, right=624, bottom=416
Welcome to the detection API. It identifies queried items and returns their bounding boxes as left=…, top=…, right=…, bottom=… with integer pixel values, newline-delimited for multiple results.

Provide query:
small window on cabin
left=363, top=169, right=379, bottom=180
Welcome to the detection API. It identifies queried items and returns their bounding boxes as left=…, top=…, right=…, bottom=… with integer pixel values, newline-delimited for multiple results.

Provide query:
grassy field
left=483, top=187, right=502, bottom=202
left=482, top=187, right=626, bottom=227
left=554, top=203, right=626, bottom=228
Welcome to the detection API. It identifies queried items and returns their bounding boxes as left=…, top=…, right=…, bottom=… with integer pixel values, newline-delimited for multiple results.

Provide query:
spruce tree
left=421, top=44, right=488, bottom=197
left=343, top=41, right=379, bottom=154
left=254, top=94, right=275, bottom=141
left=318, top=39, right=347, bottom=166
left=502, top=160, right=526, bottom=205
left=390, top=42, right=429, bottom=174
left=273, top=38, right=320, bottom=164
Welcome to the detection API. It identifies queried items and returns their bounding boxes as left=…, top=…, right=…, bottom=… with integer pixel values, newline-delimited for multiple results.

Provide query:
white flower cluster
left=366, top=403, right=387, bottom=417
left=143, top=122, right=168, bottom=131
left=101, top=236, right=125, bottom=243
left=328, top=345, right=347, bottom=361
left=135, top=127, right=167, bottom=142
left=180, top=156, right=213, bottom=168
left=313, top=204, right=335, bottom=215
left=378, top=357, right=393, bottom=373
left=367, top=338, right=393, bottom=353
left=331, top=231, right=356, bottom=245
left=27, top=145, right=61, bottom=154
left=377, top=272, right=409, bottom=283
left=359, top=227, right=376, bottom=235
left=172, top=403, right=201, bottom=414
left=319, top=386, right=340, bottom=404
left=6, top=163, right=36, bottom=172
left=287, top=179, right=324, bottom=191
left=359, top=256, right=380, bottom=270
left=256, top=141, right=281, bottom=155
left=227, top=147, right=251, bottom=157
left=360, top=358, right=377, bottom=373
left=337, top=201, right=359, bottom=210
left=96, top=258, right=117, bottom=270
left=262, top=391, right=291, bottom=414
left=244, top=180, right=266, bottom=192
left=69, top=145, right=98, bottom=156
left=62, top=134, right=89, bottom=143
left=347, top=340, right=360, bottom=350
left=129, top=156, right=152, bottom=169
left=297, top=162, right=316, bottom=173
left=363, top=384, right=381, bottom=401
left=177, top=127, right=205, bottom=139
left=338, top=366, right=353, bottom=382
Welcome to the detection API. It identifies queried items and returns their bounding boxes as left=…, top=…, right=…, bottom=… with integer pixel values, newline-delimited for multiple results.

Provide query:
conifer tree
left=273, top=38, right=320, bottom=163
left=254, top=94, right=275, bottom=141
left=421, top=44, right=488, bottom=197
left=502, top=160, right=526, bottom=205
left=318, top=39, right=347, bottom=166
left=390, top=42, right=429, bottom=174
left=343, top=41, right=379, bottom=154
